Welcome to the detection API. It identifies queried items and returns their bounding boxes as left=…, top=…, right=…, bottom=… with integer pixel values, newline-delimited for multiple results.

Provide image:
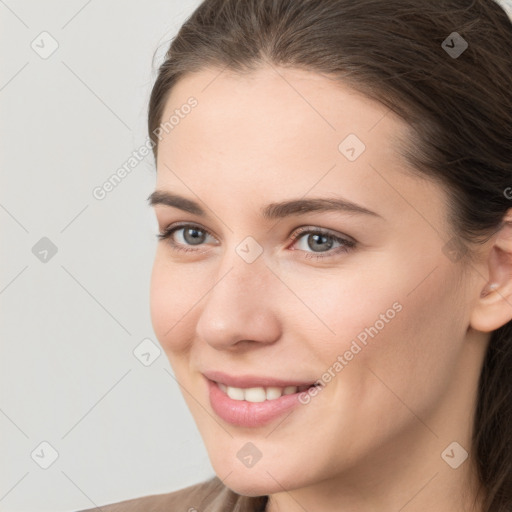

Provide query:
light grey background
left=2, top=1, right=512, bottom=512
left=0, top=1, right=213, bottom=511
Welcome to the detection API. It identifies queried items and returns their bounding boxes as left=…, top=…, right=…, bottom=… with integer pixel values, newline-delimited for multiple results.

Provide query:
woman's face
left=149, top=66, right=487, bottom=497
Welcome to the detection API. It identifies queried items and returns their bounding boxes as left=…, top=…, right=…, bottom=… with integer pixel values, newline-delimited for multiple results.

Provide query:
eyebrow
left=147, top=190, right=382, bottom=220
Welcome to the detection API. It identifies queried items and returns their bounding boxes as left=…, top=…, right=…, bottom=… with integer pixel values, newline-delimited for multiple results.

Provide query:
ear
left=470, top=211, right=512, bottom=333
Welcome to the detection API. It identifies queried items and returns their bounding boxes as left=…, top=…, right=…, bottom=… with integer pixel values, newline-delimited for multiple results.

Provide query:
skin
left=149, top=65, right=512, bottom=512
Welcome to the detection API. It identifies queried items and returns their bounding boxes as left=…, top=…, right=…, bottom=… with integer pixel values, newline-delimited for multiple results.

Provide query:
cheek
left=280, top=264, right=406, bottom=365
left=332, top=261, right=466, bottom=417
left=149, top=254, right=201, bottom=354
left=302, top=253, right=466, bottom=402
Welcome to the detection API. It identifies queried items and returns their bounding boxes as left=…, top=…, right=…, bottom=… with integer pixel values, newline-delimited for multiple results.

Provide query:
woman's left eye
left=157, top=224, right=356, bottom=259
left=288, top=227, right=356, bottom=259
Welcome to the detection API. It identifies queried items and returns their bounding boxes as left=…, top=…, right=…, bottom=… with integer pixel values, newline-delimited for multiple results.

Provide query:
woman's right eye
left=157, top=224, right=217, bottom=253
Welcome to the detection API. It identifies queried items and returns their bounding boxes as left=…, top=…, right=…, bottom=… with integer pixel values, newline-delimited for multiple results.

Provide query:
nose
left=195, top=249, right=282, bottom=351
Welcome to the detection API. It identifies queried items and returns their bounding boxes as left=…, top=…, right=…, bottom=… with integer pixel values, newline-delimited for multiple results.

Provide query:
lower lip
left=207, top=379, right=308, bottom=427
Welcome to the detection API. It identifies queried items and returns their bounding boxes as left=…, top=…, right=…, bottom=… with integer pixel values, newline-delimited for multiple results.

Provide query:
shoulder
left=75, top=476, right=268, bottom=512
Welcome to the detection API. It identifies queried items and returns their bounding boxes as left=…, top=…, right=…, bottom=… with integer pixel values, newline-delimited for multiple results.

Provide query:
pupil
left=184, top=228, right=205, bottom=245
left=308, top=234, right=333, bottom=252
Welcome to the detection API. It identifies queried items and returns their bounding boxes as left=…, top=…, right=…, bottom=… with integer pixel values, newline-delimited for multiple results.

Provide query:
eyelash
left=156, top=223, right=356, bottom=260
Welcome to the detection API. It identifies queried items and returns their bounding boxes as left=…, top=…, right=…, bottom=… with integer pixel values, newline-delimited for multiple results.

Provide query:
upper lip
left=202, top=370, right=317, bottom=388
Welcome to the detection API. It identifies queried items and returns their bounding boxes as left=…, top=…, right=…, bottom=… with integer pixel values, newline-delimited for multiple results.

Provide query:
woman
left=79, top=0, right=512, bottom=510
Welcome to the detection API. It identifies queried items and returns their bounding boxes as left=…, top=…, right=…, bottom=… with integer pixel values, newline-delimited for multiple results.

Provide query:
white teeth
left=265, top=386, right=283, bottom=400
left=226, top=386, right=245, bottom=400
left=219, top=383, right=300, bottom=402
left=244, top=387, right=267, bottom=402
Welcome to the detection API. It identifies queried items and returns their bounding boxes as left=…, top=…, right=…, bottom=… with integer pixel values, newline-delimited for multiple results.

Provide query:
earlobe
left=470, top=213, right=512, bottom=333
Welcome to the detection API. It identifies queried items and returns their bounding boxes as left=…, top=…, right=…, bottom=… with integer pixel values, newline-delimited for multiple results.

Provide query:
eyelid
left=157, top=222, right=218, bottom=245
left=289, top=225, right=356, bottom=244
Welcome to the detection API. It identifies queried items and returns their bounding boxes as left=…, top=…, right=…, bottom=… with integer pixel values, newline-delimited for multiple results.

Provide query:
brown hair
left=148, top=1, right=512, bottom=509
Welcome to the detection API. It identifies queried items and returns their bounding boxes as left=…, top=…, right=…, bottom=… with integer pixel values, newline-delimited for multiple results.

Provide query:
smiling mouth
left=214, top=381, right=318, bottom=402
left=205, top=374, right=321, bottom=427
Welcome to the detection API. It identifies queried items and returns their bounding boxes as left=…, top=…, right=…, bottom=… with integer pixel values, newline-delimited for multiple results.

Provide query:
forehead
left=160, top=66, right=397, bottom=154
left=155, top=66, right=448, bottom=228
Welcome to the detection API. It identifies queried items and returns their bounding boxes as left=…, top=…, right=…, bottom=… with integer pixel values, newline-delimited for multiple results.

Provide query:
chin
left=209, top=452, right=305, bottom=496
left=220, top=471, right=285, bottom=496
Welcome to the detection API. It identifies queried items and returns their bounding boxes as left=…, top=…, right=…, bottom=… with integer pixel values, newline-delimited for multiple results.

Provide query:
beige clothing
left=76, top=477, right=268, bottom=512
